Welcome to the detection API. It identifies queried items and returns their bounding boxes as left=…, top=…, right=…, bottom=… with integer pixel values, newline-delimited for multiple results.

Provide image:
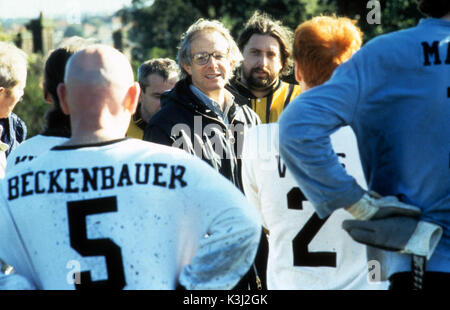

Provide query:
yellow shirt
left=232, top=79, right=302, bottom=123
left=126, top=113, right=146, bottom=140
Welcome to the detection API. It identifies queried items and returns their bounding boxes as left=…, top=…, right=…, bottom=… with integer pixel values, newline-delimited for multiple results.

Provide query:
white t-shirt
left=0, top=152, right=6, bottom=179
left=0, top=141, right=8, bottom=179
left=6, top=134, right=68, bottom=168
left=0, top=138, right=261, bottom=290
left=241, top=124, right=388, bottom=290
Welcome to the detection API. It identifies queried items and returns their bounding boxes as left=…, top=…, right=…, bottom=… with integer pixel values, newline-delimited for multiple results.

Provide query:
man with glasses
left=143, top=18, right=260, bottom=191
left=143, top=19, right=264, bottom=290
left=0, top=42, right=27, bottom=159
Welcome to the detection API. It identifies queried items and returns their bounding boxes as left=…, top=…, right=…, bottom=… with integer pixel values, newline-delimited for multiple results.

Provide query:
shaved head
left=64, top=44, right=134, bottom=88
left=58, top=44, right=140, bottom=144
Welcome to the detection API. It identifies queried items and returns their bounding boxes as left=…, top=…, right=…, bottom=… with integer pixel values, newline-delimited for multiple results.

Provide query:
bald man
left=0, top=44, right=261, bottom=290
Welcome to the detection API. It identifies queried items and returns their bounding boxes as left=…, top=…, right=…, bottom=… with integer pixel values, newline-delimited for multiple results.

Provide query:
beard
left=242, top=66, right=278, bottom=91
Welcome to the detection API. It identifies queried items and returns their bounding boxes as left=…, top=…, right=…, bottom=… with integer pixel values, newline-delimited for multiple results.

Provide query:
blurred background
left=0, top=0, right=425, bottom=137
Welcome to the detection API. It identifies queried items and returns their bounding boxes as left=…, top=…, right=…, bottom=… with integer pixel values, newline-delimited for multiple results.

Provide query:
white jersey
left=6, top=134, right=68, bottom=168
left=0, top=138, right=261, bottom=290
left=0, top=140, right=8, bottom=179
left=0, top=152, right=6, bottom=179
left=241, top=124, right=388, bottom=290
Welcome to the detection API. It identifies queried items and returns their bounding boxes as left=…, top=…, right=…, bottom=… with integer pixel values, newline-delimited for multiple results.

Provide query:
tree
left=117, top=0, right=202, bottom=61
left=118, top=0, right=426, bottom=64
left=117, top=0, right=338, bottom=63
left=0, top=25, right=13, bottom=42
left=336, top=0, right=424, bottom=41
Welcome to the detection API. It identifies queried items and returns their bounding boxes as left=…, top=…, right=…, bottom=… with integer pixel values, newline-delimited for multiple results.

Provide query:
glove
left=343, top=216, right=417, bottom=251
left=343, top=217, right=443, bottom=259
left=345, top=191, right=421, bottom=220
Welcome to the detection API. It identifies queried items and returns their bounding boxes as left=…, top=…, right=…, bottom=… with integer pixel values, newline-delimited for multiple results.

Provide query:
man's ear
left=57, top=83, right=70, bottom=115
left=43, top=90, right=53, bottom=104
left=182, top=62, right=192, bottom=76
left=124, top=82, right=140, bottom=114
left=138, top=84, right=144, bottom=103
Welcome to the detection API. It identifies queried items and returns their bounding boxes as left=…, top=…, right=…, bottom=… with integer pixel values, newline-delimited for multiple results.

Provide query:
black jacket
left=0, top=112, right=27, bottom=157
left=143, top=78, right=260, bottom=190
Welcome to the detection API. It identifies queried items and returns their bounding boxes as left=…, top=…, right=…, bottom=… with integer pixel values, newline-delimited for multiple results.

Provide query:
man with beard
left=231, top=11, right=301, bottom=123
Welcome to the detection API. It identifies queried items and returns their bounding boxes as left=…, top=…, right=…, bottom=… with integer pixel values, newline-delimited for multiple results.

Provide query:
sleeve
left=143, top=122, right=174, bottom=147
left=278, top=58, right=366, bottom=219
left=0, top=188, right=37, bottom=289
left=178, top=161, right=262, bottom=290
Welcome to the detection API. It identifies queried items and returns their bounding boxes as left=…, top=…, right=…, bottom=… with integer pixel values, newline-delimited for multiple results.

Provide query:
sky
left=0, top=0, right=134, bottom=19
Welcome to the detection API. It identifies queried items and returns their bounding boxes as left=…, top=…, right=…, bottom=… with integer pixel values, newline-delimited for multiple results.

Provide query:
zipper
left=199, top=112, right=237, bottom=145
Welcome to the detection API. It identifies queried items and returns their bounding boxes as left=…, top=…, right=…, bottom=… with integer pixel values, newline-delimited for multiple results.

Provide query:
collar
left=52, top=138, right=129, bottom=150
left=189, top=85, right=234, bottom=124
left=132, top=104, right=147, bottom=130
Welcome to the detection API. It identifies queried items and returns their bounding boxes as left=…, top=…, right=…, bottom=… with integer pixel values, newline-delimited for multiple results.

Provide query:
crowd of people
left=0, top=0, right=448, bottom=291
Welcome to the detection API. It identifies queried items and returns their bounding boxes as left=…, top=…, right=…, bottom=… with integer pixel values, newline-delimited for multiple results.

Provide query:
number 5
left=67, top=196, right=126, bottom=289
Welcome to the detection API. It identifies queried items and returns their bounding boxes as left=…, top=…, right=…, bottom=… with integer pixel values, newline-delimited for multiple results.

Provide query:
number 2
left=67, top=196, right=126, bottom=289
left=287, top=187, right=337, bottom=267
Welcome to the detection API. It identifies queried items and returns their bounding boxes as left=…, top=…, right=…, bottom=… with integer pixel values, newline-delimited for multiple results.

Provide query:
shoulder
left=151, top=81, right=198, bottom=127
left=21, top=135, right=67, bottom=149
left=7, top=135, right=68, bottom=167
left=121, top=138, right=223, bottom=180
left=8, top=113, right=27, bottom=141
left=351, top=22, right=426, bottom=66
left=120, top=138, right=187, bottom=157
left=9, top=113, right=26, bottom=128
left=148, top=101, right=191, bottom=131
left=9, top=112, right=24, bottom=123
left=9, top=113, right=26, bottom=129
left=227, top=78, right=254, bottom=100
left=233, top=103, right=261, bottom=125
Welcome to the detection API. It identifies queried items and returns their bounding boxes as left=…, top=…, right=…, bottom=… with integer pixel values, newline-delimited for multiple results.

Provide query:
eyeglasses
left=191, top=51, right=228, bottom=66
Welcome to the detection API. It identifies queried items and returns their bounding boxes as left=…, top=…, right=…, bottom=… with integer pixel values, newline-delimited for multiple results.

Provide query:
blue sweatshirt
left=279, top=18, right=450, bottom=275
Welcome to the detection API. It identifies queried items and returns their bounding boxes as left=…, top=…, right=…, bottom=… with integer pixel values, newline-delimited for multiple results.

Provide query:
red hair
left=293, top=16, right=363, bottom=87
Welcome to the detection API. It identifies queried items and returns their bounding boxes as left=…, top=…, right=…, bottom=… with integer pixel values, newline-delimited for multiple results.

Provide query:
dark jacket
left=144, top=79, right=268, bottom=290
left=0, top=112, right=27, bottom=157
left=143, top=78, right=260, bottom=190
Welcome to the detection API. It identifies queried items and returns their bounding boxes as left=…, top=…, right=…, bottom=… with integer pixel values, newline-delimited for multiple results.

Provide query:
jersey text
left=7, top=162, right=188, bottom=200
